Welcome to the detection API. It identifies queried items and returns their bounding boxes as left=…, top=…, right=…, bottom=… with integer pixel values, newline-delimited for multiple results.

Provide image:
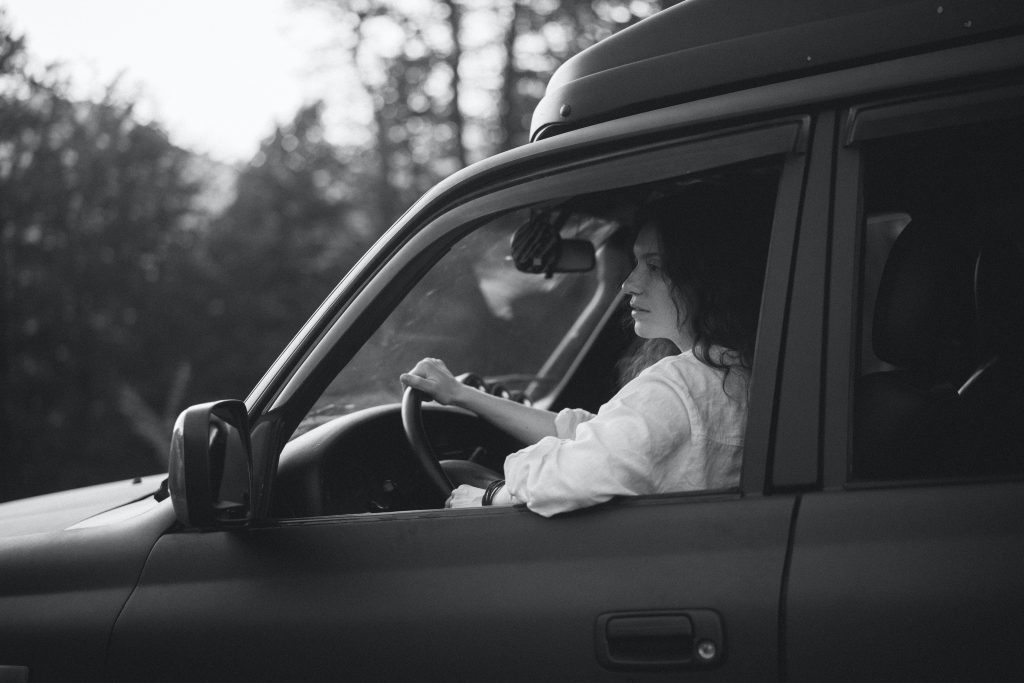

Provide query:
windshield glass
left=296, top=207, right=627, bottom=436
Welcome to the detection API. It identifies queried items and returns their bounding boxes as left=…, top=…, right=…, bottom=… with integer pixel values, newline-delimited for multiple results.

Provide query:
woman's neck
left=669, top=327, right=695, bottom=353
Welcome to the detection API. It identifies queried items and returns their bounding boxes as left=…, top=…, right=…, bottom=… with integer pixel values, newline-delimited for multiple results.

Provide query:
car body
left=3, top=0, right=1024, bottom=680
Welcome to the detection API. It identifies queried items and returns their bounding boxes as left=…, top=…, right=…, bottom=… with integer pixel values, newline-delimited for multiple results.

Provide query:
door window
left=271, top=120, right=804, bottom=518
left=851, top=100, right=1024, bottom=482
left=276, top=164, right=787, bottom=516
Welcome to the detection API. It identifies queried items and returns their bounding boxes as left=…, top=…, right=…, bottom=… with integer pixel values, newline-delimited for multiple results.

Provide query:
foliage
left=0, top=13, right=204, bottom=498
left=0, top=1, right=667, bottom=501
left=198, top=102, right=378, bottom=400
left=322, top=0, right=666, bottom=190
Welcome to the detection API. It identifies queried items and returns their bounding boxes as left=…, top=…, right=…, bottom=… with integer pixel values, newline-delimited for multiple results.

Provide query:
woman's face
left=622, top=223, right=693, bottom=350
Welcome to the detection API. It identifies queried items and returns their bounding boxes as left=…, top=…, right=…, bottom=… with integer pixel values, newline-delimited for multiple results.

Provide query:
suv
left=3, top=0, right=1024, bottom=680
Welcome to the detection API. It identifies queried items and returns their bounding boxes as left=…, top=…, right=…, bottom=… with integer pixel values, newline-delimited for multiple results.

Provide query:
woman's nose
left=621, top=268, right=641, bottom=295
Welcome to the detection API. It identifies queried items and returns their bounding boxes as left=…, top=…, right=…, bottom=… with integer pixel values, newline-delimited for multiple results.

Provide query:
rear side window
left=853, top=106, right=1024, bottom=482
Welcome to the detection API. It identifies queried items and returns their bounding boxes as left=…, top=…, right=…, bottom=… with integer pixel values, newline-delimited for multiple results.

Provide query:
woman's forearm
left=451, top=385, right=557, bottom=444
left=400, top=358, right=556, bottom=444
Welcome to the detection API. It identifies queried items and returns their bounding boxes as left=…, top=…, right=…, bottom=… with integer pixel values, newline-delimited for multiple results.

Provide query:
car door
left=786, top=84, right=1024, bottom=680
left=105, top=115, right=825, bottom=681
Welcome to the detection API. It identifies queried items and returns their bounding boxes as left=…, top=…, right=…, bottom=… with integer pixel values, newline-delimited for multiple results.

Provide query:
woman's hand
left=400, top=358, right=464, bottom=406
left=401, top=357, right=559, bottom=445
left=446, top=484, right=485, bottom=508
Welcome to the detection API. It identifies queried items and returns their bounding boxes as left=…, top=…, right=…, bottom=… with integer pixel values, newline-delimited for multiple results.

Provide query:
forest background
left=0, top=0, right=674, bottom=502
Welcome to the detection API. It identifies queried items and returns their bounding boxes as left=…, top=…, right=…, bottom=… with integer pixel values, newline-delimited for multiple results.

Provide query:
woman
left=400, top=184, right=770, bottom=516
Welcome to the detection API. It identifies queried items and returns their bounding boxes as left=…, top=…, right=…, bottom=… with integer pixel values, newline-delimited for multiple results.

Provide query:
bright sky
left=1, top=0, right=349, bottom=163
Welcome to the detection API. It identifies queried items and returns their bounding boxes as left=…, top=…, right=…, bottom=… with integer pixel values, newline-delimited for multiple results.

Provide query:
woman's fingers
left=399, top=372, right=428, bottom=390
left=400, top=357, right=458, bottom=404
left=406, top=358, right=448, bottom=381
left=448, top=484, right=485, bottom=508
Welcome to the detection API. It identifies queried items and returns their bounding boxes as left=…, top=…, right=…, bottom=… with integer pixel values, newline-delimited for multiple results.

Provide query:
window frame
left=824, top=79, right=1024, bottom=490
left=265, top=117, right=810, bottom=505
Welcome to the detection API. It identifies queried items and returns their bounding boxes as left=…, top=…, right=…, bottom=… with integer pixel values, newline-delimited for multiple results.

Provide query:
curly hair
left=617, top=180, right=774, bottom=385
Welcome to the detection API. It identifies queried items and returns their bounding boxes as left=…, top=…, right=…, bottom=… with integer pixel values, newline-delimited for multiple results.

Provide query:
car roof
left=530, top=0, right=1024, bottom=141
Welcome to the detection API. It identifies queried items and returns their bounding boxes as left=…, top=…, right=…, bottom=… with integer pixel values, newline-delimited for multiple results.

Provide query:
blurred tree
left=496, top=0, right=668, bottom=150
left=198, top=102, right=376, bottom=400
left=0, top=1, right=675, bottom=501
left=327, top=0, right=469, bottom=226
left=0, top=14, right=205, bottom=500
left=317, top=0, right=667, bottom=224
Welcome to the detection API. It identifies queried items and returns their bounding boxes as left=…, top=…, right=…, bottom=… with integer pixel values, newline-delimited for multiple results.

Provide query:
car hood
left=0, top=474, right=167, bottom=538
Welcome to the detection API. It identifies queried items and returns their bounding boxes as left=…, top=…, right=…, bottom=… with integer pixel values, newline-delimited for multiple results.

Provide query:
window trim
left=764, top=111, right=838, bottom=492
left=845, top=81, right=1024, bottom=145
left=823, top=111, right=863, bottom=491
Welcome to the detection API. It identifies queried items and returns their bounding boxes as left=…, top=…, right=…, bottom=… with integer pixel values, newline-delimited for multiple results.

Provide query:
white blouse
left=503, top=350, right=747, bottom=517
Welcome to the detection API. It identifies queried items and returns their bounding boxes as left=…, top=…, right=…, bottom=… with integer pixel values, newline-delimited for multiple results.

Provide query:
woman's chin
left=633, top=325, right=683, bottom=349
left=633, top=323, right=655, bottom=339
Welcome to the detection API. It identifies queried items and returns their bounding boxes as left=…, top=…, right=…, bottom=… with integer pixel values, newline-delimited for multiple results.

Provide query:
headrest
left=974, top=236, right=1024, bottom=355
left=872, top=217, right=976, bottom=369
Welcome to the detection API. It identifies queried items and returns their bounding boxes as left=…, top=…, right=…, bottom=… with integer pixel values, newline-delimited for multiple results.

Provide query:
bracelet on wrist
left=482, top=479, right=505, bottom=506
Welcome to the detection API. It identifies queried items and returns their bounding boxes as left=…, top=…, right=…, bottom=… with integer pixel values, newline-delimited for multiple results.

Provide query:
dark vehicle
left=3, top=0, right=1024, bottom=680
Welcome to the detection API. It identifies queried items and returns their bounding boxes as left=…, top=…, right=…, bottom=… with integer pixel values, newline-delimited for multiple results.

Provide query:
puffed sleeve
left=553, top=407, right=596, bottom=438
left=503, top=371, right=693, bottom=517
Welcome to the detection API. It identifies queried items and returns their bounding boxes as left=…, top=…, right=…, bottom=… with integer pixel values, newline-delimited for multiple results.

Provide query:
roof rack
left=530, top=0, right=1024, bottom=141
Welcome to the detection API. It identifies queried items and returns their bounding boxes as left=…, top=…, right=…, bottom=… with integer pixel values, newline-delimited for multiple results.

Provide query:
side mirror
left=168, top=400, right=253, bottom=528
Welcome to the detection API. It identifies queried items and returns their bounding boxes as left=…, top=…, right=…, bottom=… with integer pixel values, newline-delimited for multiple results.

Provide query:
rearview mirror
left=168, top=400, right=253, bottom=528
left=511, top=206, right=596, bottom=275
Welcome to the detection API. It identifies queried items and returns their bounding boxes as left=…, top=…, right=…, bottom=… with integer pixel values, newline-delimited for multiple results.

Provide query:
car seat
left=853, top=216, right=977, bottom=480
left=854, top=213, right=1024, bottom=480
left=957, top=232, right=1024, bottom=474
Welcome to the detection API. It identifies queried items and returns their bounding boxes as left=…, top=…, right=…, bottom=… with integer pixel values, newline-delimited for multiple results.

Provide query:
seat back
left=956, top=233, right=1024, bottom=473
left=853, top=217, right=976, bottom=480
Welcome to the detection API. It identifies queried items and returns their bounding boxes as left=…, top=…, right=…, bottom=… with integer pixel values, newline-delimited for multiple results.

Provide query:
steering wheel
left=401, top=386, right=454, bottom=497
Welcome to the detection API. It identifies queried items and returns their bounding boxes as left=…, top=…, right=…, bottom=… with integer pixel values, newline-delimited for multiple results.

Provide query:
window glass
left=853, top=112, right=1024, bottom=481
left=296, top=206, right=630, bottom=436
left=299, top=162, right=784, bottom=438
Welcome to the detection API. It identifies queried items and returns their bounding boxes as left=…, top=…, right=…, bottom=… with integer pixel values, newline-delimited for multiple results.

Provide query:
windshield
left=296, top=206, right=628, bottom=436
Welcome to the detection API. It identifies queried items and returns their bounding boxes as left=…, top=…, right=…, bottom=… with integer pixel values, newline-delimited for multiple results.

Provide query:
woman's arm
left=400, top=358, right=557, bottom=444
left=502, top=369, right=695, bottom=516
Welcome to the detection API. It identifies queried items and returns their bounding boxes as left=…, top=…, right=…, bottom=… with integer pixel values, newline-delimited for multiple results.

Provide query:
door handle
left=595, top=609, right=724, bottom=670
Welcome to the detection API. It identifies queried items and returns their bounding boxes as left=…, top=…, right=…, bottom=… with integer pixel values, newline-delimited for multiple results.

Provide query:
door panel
left=786, top=484, right=1024, bottom=680
left=790, top=85, right=1024, bottom=680
left=0, top=502, right=173, bottom=681
left=107, top=495, right=793, bottom=680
